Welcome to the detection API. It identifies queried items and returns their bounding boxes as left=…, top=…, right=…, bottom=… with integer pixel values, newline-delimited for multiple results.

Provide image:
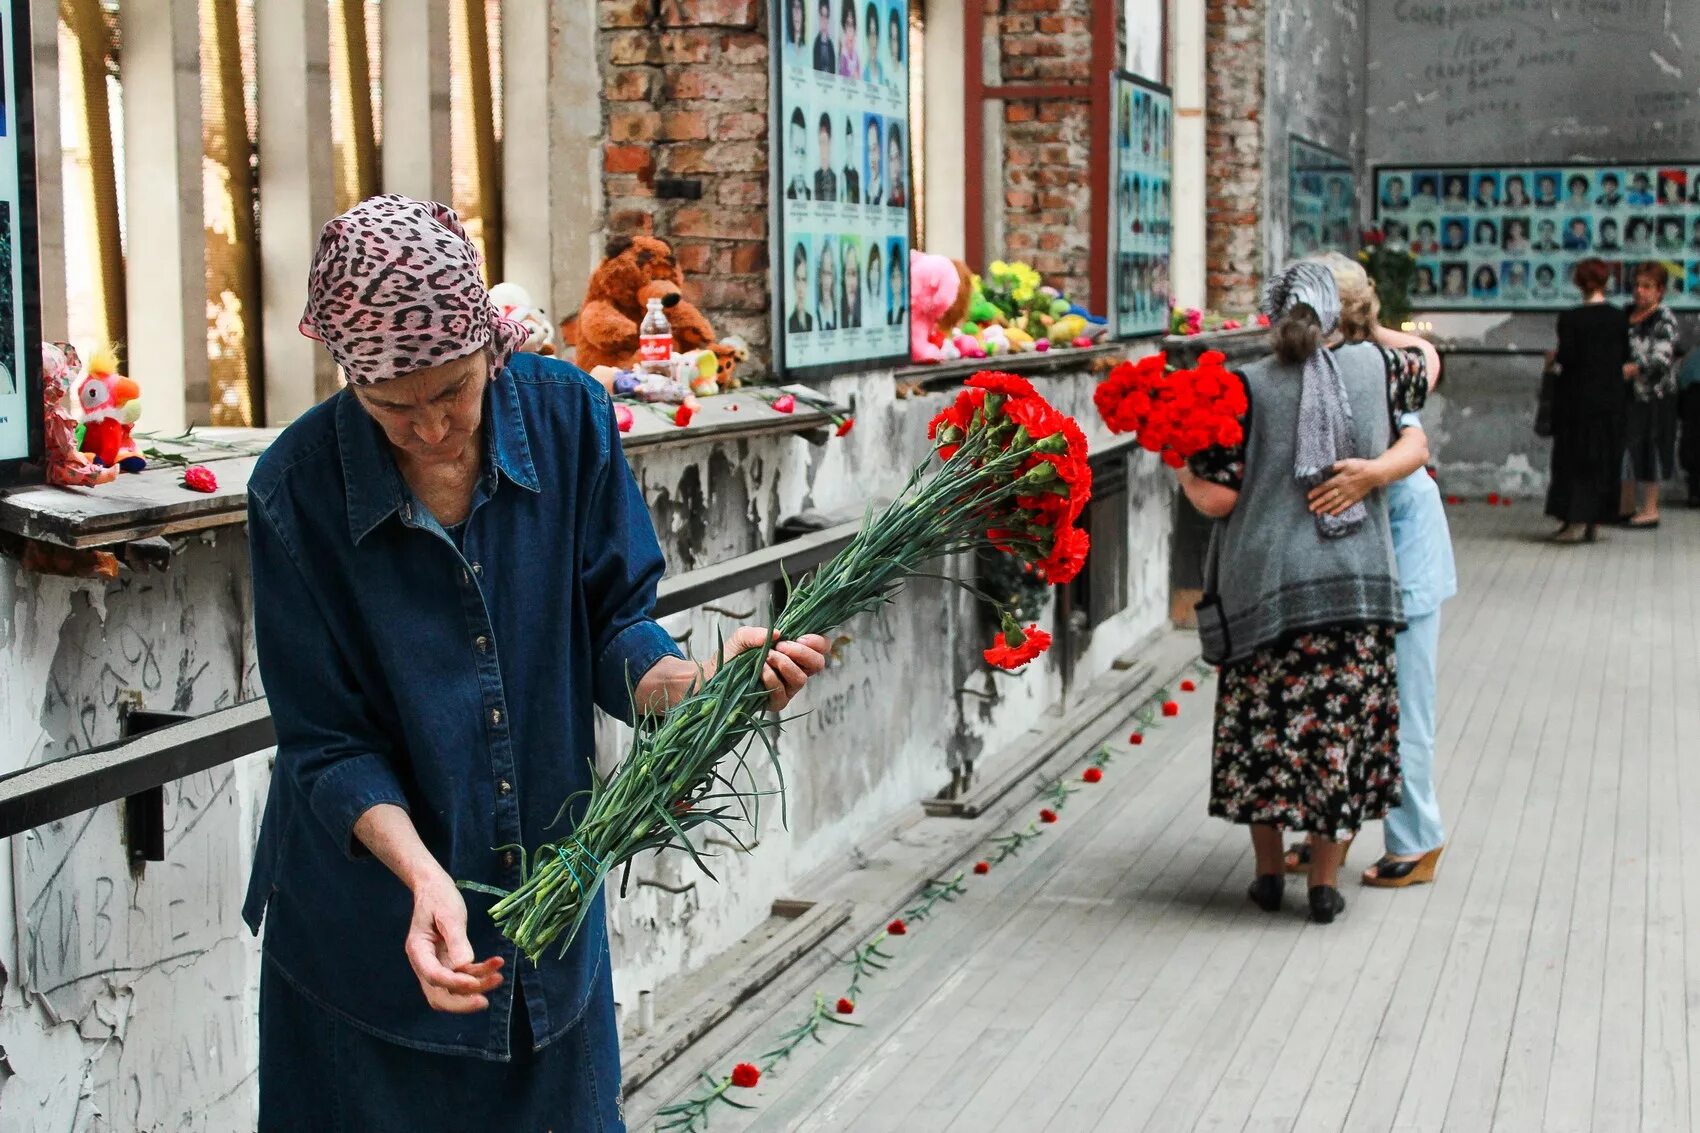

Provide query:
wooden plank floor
left=641, top=504, right=1700, bottom=1133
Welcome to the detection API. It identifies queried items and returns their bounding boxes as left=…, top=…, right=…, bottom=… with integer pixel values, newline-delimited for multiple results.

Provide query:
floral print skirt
left=1209, top=624, right=1402, bottom=839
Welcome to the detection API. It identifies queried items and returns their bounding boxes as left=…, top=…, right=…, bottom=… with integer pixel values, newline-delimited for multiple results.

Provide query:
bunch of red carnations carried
left=1093, top=350, right=1248, bottom=468
left=476, top=372, right=1092, bottom=964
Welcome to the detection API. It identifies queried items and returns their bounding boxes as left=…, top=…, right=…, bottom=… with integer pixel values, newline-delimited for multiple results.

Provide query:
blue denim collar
left=336, top=372, right=541, bottom=546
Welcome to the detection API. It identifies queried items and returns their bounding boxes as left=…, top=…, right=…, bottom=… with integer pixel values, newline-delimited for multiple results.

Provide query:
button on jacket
left=243, top=354, right=680, bottom=1059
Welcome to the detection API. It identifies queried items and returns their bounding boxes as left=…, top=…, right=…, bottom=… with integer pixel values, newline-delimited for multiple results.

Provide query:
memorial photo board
left=1109, top=71, right=1173, bottom=339
left=0, top=0, right=40, bottom=469
left=1290, top=136, right=1355, bottom=258
left=1374, top=161, right=1700, bottom=311
left=772, top=0, right=912, bottom=379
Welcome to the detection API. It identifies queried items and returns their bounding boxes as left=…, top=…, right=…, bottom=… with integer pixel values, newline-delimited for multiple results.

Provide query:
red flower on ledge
left=1179, top=679, right=1197, bottom=693
left=836, top=997, right=855, bottom=1015
left=1039, top=808, right=1058, bottom=824
left=1161, top=701, right=1179, bottom=717
left=887, top=918, right=908, bottom=936
left=835, top=417, right=855, bottom=436
left=1082, top=767, right=1103, bottom=783
left=1129, top=732, right=1144, bottom=745
left=731, top=1063, right=761, bottom=1088
left=973, top=861, right=990, bottom=875
left=181, top=465, right=218, bottom=493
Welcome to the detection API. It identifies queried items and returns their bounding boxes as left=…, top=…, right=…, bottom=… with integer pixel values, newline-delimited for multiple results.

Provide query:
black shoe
left=1308, top=885, right=1345, bottom=924
left=1248, top=874, right=1284, bottom=913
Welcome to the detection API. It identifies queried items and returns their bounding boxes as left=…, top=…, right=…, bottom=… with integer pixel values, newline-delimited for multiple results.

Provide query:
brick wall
left=996, top=0, right=1094, bottom=301
left=1204, top=0, right=1265, bottom=313
left=598, top=0, right=773, bottom=366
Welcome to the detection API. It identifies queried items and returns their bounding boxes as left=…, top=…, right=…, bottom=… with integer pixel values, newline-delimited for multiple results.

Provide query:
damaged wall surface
left=0, top=359, right=1174, bottom=1129
left=1365, top=0, right=1700, bottom=166
left=1265, top=0, right=1369, bottom=274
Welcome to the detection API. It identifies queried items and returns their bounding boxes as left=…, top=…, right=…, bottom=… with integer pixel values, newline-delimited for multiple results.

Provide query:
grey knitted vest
left=1196, top=341, right=1404, bottom=665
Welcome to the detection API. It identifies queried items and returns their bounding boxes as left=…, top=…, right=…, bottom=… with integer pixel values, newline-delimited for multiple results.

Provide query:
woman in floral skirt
left=1175, top=261, right=1435, bottom=923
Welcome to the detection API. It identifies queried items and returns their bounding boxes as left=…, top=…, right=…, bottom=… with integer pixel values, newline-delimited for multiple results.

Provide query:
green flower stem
left=478, top=425, right=1068, bottom=963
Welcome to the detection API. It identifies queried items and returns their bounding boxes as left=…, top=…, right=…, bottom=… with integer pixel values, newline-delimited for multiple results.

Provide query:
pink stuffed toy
left=909, top=251, right=961, bottom=363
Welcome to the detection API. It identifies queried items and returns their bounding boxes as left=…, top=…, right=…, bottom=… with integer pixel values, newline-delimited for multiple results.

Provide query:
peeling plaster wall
left=1265, top=0, right=1368, bottom=276
left=0, top=358, right=1175, bottom=1127
left=0, top=535, right=268, bottom=1132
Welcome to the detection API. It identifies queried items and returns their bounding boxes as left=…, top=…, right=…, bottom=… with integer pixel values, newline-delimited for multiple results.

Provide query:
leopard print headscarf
left=299, top=194, right=528, bottom=386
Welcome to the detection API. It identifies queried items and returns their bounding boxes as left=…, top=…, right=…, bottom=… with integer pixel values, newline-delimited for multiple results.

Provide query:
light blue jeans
left=1384, top=609, right=1444, bottom=856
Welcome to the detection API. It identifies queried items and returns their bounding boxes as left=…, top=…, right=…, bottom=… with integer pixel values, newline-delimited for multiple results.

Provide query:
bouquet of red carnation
left=1093, top=350, right=1247, bottom=469
left=479, top=372, right=1091, bottom=963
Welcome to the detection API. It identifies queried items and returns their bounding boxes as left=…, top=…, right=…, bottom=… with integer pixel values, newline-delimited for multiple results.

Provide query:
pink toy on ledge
left=41, top=343, right=116, bottom=487
left=909, top=250, right=961, bottom=363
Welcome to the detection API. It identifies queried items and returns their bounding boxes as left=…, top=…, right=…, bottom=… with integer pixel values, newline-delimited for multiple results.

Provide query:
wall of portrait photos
left=0, top=0, right=38, bottom=467
left=1109, top=71, right=1173, bottom=339
left=1374, top=163, right=1700, bottom=311
left=773, top=0, right=911, bottom=379
left=1289, top=136, right=1355, bottom=258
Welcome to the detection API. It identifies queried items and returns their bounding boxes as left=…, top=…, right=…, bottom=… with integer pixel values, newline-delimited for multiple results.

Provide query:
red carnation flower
left=615, top=404, right=635, bottom=433
left=1082, top=767, right=1103, bottom=783
left=1161, top=701, right=1179, bottom=717
left=1039, top=808, right=1058, bottom=823
left=887, top=919, right=907, bottom=936
left=674, top=403, right=696, bottom=427
left=1129, top=732, right=1144, bottom=745
left=967, top=371, right=1039, bottom=399
left=836, top=417, right=855, bottom=436
left=731, top=1063, right=761, bottom=1088
left=984, top=624, right=1052, bottom=670
left=973, top=861, right=990, bottom=875
left=1035, top=525, right=1089, bottom=585
left=1486, top=492, right=1499, bottom=504
left=181, top=465, right=218, bottom=493
left=1446, top=495, right=1461, bottom=505
left=836, top=997, right=855, bottom=1015
left=772, top=394, right=796, bottom=414
left=1180, top=679, right=1197, bottom=692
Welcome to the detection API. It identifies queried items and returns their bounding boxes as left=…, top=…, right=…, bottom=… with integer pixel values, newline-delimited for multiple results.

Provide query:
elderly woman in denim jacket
left=244, top=195, right=829, bottom=1130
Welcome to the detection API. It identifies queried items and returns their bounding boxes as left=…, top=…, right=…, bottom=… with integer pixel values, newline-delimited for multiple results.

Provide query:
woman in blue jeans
left=1286, top=253, right=1453, bottom=886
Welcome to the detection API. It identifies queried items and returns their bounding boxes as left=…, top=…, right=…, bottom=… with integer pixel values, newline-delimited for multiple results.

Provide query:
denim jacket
left=243, top=354, right=680, bottom=1060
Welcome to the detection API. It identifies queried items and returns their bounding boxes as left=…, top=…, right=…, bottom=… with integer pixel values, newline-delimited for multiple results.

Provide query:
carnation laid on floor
left=472, top=372, right=1093, bottom=963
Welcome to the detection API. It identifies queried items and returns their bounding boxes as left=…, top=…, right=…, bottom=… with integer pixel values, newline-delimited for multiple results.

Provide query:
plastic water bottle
left=638, top=298, right=674, bottom=377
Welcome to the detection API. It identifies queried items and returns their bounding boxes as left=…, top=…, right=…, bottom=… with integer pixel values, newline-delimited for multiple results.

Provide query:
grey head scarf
left=1263, top=261, right=1363, bottom=539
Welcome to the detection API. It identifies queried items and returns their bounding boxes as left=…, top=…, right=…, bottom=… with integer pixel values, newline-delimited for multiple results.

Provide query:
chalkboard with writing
left=1366, top=1, right=1700, bottom=167
left=1374, top=161, right=1700, bottom=311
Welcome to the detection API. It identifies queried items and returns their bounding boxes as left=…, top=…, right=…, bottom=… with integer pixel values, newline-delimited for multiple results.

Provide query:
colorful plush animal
left=76, top=347, right=145, bottom=472
left=560, top=235, right=738, bottom=386
left=41, top=343, right=116, bottom=487
left=488, top=282, right=555, bottom=355
left=909, top=251, right=961, bottom=363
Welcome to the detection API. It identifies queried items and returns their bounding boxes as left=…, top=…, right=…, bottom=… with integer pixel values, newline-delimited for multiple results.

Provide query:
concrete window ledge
left=0, top=386, right=849, bottom=552
left=891, top=341, right=1141, bottom=396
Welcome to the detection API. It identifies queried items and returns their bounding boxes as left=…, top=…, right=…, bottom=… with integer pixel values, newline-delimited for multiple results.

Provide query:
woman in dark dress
left=1544, top=258, right=1630, bottom=542
left=1176, top=262, right=1433, bottom=924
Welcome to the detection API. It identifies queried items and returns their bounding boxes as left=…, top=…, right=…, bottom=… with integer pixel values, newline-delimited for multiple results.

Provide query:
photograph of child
left=1472, top=172, right=1501, bottom=210
left=1441, top=262, right=1468, bottom=298
left=1442, top=217, right=1468, bottom=252
left=1533, top=172, right=1560, bottom=208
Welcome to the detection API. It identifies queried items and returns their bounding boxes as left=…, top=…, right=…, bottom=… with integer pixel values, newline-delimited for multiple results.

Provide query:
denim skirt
left=258, top=958, right=625, bottom=1133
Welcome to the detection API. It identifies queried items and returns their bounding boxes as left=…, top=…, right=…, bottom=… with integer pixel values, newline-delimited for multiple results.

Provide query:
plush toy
left=952, top=332, right=987, bottom=360
left=980, top=325, right=1010, bottom=356
left=943, top=260, right=974, bottom=336
left=562, top=235, right=738, bottom=386
left=1004, top=325, right=1036, bottom=353
left=41, top=343, right=116, bottom=487
left=965, top=274, right=1004, bottom=332
left=488, top=282, right=555, bottom=355
left=909, top=251, right=961, bottom=363
left=76, top=347, right=145, bottom=472
left=1048, top=314, right=1090, bottom=346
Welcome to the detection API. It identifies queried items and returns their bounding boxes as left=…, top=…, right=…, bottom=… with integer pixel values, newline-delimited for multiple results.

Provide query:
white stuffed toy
left=488, top=282, right=556, bottom=355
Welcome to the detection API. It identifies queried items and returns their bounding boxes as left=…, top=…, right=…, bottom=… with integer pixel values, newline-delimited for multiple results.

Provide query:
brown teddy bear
left=562, top=234, right=739, bottom=386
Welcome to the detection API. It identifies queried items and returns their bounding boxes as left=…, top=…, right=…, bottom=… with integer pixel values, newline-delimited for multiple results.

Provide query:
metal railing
left=0, top=519, right=861, bottom=840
